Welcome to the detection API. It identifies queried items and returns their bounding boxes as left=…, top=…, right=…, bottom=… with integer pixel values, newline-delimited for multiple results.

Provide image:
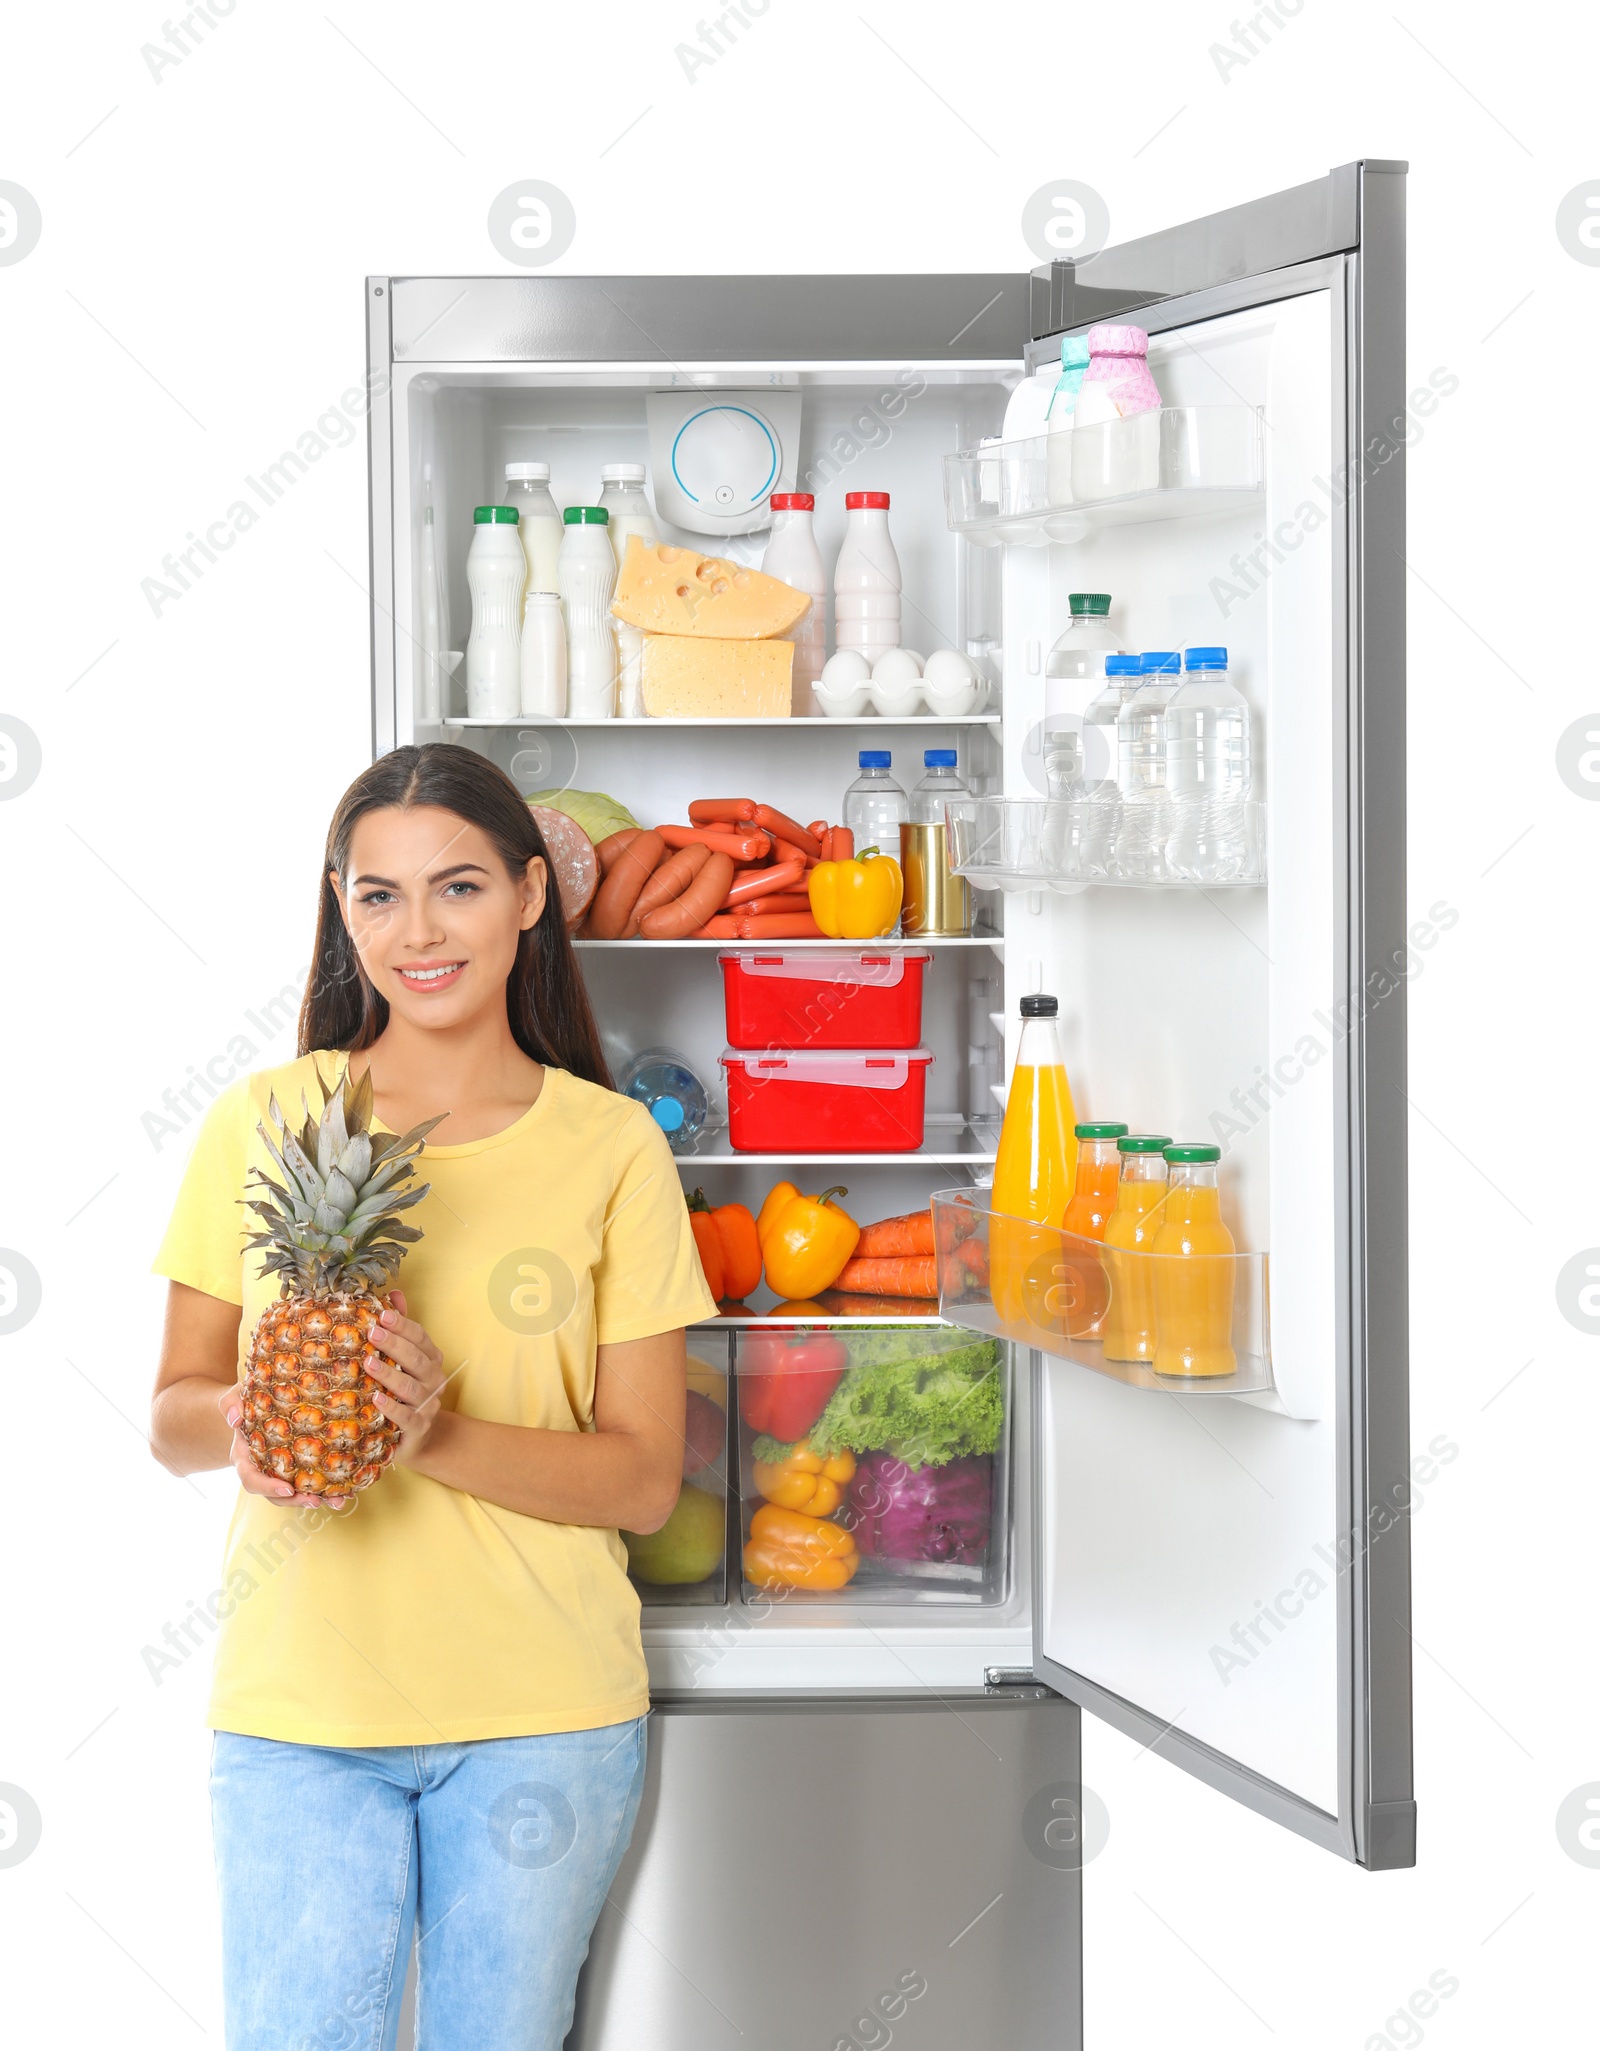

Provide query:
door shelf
left=930, top=1192, right=1274, bottom=1398
left=948, top=797, right=1266, bottom=892
left=942, top=406, right=1263, bottom=546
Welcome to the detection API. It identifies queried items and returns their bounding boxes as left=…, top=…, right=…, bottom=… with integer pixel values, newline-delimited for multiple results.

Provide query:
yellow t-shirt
left=154, top=1053, right=717, bottom=1746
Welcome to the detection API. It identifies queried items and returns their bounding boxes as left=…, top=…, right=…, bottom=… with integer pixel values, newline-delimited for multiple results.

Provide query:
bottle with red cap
left=761, top=491, right=827, bottom=711
left=833, top=489, right=901, bottom=669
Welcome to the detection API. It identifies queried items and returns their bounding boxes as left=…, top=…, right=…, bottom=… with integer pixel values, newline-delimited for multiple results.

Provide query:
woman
left=149, top=744, right=716, bottom=2050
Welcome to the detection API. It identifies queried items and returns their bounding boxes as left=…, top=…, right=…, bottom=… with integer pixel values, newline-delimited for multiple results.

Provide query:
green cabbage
left=526, top=789, right=637, bottom=844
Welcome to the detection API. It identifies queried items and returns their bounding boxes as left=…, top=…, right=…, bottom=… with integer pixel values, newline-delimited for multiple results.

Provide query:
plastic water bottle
left=1065, top=652, right=1142, bottom=878
left=1112, top=652, right=1181, bottom=880
left=833, top=492, right=901, bottom=665
left=1164, top=646, right=1254, bottom=883
left=618, top=1047, right=708, bottom=1153
left=1043, top=593, right=1120, bottom=800
left=842, top=750, right=909, bottom=859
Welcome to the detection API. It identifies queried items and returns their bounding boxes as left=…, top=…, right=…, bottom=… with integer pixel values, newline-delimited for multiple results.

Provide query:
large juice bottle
left=1058, top=1121, right=1128, bottom=1339
left=1152, top=1144, right=1237, bottom=1379
left=1100, top=1134, right=1171, bottom=1362
left=990, top=994, right=1078, bottom=1331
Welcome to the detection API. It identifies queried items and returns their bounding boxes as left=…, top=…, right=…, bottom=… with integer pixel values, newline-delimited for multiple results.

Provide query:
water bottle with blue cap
left=618, top=1048, right=709, bottom=1155
left=1113, top=652, right=1183, bottom=881
left=1164, top=646, right=1255, bottom=883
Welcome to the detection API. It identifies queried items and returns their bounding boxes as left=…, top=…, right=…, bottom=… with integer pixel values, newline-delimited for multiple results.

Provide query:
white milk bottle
left=559, top=506, right=618, bottom=718
left=833, top=491, right=901, bottom=666
left=519, top=591, right=567, bottom=718
left=762, top=491, right=827, bottom=712
left=465, top=505, right=525, bottom=720
left=503, top=463, right=563, bottom=594
left=598, top=465, right=658, bottom=717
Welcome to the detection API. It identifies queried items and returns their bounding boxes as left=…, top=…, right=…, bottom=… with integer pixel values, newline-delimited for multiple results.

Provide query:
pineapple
left=239, top=1061, right=441, bottom=1498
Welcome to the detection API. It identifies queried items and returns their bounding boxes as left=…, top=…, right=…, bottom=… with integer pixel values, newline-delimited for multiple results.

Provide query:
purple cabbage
left=845, top=1451, right=993, bottom=1564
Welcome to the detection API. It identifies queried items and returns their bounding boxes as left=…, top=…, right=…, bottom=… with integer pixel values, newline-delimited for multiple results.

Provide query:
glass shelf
left=667, top=1113, right=1000, bottom=1168
left=947, top=797, right=1266, bottom=892
left=443, top=715, right=1000, bottom=729
left=575, top=935, right=1003, bottom=950
left=942, top=406, right=1262, bottom=547
left=930, top=1191, right=1273, bottom=1398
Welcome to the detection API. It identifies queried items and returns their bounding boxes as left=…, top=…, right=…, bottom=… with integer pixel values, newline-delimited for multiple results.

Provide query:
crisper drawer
left=732, top=1322, right=1010, bottom=1605
left=622, top=1333, right=731, bottom=1605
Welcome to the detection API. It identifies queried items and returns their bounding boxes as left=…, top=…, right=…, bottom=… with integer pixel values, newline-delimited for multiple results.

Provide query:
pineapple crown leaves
left=242, top=1059, right=445, bottom=1296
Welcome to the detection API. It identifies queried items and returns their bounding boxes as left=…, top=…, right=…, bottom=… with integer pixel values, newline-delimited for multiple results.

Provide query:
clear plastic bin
left=732, top=1322, right=1010, bottom=1604
left=947, top=796, right=1266, bottom=891
left=622, top=1331, right=730, bottom=1604
left=931, top=1190, right=1274, bottom=1397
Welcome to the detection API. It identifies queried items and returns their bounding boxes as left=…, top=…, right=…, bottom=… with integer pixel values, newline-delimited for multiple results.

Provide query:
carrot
left=694, top=916, right=742, bottom=939
left=855, top=1210, right=935, bottom=1259
left=754, top=804, right=824, bottom=857
left=657, top=823, right=772, bottom=862
left=734, top=912, right=824, bottom=938
left=733, top=893, right=814, bottom=917
left=688, top=798, right=759, bottom=826
left=955, top=1237, right=990, bottom=1285
left=634, top=840, right=711, bottom=919
left=832, top=1256, right=938, bottom=1298
left=721, top=856, right=807, bottom=908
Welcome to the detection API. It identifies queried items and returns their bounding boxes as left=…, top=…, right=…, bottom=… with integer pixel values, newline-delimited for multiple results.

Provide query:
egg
left=922, top=648, right=976, bottom=689
left=871, top=647, right=924, bottom=683
left=920, top=648, right=983, bottom=716
left=820, top=649, right=871, bottom=688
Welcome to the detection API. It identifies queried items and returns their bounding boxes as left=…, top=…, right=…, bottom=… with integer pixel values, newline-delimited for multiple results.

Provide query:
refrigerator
left=364, top=158, right=1411, bottom=2050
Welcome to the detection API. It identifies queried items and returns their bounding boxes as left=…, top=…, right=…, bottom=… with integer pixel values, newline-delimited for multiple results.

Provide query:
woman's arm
left=374, top=1306, right=688, bottom=1532
left=149, top=1281, right=316, bottom=1504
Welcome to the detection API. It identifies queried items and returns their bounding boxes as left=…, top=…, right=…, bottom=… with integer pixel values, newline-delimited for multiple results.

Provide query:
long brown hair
left=298, top=744, right=613, bottom=1088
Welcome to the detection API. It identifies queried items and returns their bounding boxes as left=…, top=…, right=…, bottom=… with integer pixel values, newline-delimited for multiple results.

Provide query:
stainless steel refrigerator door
left=568, top=1691, right=1082, bottom=2051
left=1025, top=162, right=1412, bottom=1871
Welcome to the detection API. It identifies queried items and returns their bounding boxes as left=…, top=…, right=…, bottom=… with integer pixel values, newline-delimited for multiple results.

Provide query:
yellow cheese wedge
left=640, top=634, right=793, bottom=718
left=612, top=536, right=809, bottom=640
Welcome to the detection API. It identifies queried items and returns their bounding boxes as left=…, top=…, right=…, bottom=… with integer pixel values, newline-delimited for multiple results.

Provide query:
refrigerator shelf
left=443, top=715, right=1001, bottom=729
left=931, top=1191, right=1274, bottom=1398
left=947, top=797, right=1266, bottom=892
left=575, top=935, right=1001, bottom=951
left=942, top=405, right=1263, bottom=545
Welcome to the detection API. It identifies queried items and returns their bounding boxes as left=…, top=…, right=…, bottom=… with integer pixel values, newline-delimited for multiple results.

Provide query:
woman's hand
left=215, top=1382, right=343, bottom=1510
left=365, top=1290, right=449, bottom=1465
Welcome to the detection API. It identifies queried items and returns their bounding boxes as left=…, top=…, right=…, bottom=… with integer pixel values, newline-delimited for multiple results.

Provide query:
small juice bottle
left=1100, top=1134, right=1171, bottom=1362
left=990, top=994, right=1078, bottom=1330
left=1058, top=1122, right=1128, bottom=1338
left=1153, top=1143, right=1237, bottom=1379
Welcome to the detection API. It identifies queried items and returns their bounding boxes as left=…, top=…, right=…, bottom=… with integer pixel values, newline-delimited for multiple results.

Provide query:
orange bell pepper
left=687, top=1188, right=762, bottom=1302
left=753, top=1441, right=857, bottom=1517
left=742, top=1501, right=859, bottom=1591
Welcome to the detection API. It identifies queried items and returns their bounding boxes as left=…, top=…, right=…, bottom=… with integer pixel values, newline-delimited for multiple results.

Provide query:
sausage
left=595, top=828, right=644, bottom=875
left=528, top=806, right=599, bottom=930
left=733, top=912, right=824, bottom=938
left=753, top=805, right=824, bottom=858
left=639, top=851, right=736, bottom=939
left=634, top=841, right=711, bottom=919
left=656, top=823, right=772, bottom=862
left=694, top=915, right=742, bottom=939
left=721, top=855, right=807, bottom=908
left=827, top=826, right=854, bottom=862
left=733, top=893, right=814, bottom=917
left=687, top=798, right=759, bottom=825
left=807, top=819, right=829, bottom=844
left=586, top=829, right=666, bottom=939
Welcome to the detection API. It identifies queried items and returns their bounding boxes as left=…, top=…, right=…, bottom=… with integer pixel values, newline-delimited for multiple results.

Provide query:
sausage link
left=656, top=824, right=772, bottom=862
left=753, top=805, right=824, bottom=857
left=639, top=851, right=737, bottom=939
left=587, top=830, right=666, bottom=939
left=634, top=841, right=711, bottom=919
left=687, top=798, right=759, bottom=825
left=595, top=828, right=644, bottom=875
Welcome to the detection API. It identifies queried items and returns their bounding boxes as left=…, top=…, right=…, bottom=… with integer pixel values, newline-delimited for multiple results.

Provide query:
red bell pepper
left=739, top=1331, right=849, bottom=1445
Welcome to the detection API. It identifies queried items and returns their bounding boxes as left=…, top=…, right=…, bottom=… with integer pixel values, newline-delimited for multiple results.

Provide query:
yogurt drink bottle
left=598, top=465, right=658, bottom=716
left=465, top=505, right=525, bottom=720
left=503, top=463, right=564, bottom=594
left=519, top=590, right=567, bottom=718
left=1045, top=335, right=1091, bottom=504
left=762, top=491, right=827, bottom=711
left=559, top=507, right=618, bottom=718
left=833, top=491, right=901, bottom=666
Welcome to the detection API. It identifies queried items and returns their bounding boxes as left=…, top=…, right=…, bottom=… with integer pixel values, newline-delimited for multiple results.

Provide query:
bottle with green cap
left=1101, top=1133, right=1172, bottom=1362
left=558, top=505, right=617, bottom=717
left=466, top=503, right=526, bottom=720
left=1059, top=1120, right=1130, bottom=1339
left=1046, top=335, right=1092, bottom=504
left=1153, top=1144, right=1237, bottom=1379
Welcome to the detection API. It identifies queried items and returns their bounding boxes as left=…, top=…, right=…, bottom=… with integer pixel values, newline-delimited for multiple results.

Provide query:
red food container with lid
left=719, top=950, right=932, bottom=1051
left=721, top=1048, right=933, bottom=1153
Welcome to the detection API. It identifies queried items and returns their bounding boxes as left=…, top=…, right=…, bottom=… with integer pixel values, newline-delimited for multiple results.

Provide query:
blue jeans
left=211, top=1720, right=647, bottom=2051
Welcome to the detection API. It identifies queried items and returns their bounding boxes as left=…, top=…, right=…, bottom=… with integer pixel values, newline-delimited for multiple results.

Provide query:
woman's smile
left=395, top=959, right=467, bottom=991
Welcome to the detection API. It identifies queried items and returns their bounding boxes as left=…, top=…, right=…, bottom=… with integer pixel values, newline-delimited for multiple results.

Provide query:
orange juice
left=1057, top=1122, right=1128, bottom=1337
left=1153, top=1144, right=1237, bottom=1379
left=1100, top=1135, right=1170, bottom=1362
left=990, top=995, right=1078, bottom=1331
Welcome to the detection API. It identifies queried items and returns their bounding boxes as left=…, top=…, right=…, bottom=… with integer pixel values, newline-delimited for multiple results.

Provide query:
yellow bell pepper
left=808, top=847, right=903, bottom=939
left=759, top=1185, right=861, bottom=1300
left=753, top=1441, right=858, bottom=1516
left=743, top=1501, right=860, bottom=1591
left=756, top=1179, right=801, bottom=1248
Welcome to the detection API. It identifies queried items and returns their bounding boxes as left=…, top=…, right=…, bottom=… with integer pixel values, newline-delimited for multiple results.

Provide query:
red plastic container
left=719, top=950, right=932, bottom=1051
left=721, top=1048, right=933, bottom=1153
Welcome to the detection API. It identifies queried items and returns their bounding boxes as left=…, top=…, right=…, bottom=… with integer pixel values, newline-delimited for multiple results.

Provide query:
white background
left=0, top=2, right=1593, bottom=2046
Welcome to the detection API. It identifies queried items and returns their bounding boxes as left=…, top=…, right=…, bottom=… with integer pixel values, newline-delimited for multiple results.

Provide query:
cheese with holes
left=640, top=634, right=793, bottom=718
left=612, top=536, right=810, bottom=640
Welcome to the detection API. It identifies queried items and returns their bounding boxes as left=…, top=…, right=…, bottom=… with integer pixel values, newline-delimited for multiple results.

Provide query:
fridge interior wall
left=1018, top=291, right=1344, bottom=1814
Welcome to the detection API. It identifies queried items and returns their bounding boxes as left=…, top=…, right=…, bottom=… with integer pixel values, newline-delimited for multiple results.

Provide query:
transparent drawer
left=942, top=407, right=1263, bottom=545
left=932, top=1191, right=1273, bottom=1397
left=622, top=1331, right=730, bottom=1605
left=732, top=1322, right=1010, bottom=1605
left=947, top=796, right=1266, bottom=891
